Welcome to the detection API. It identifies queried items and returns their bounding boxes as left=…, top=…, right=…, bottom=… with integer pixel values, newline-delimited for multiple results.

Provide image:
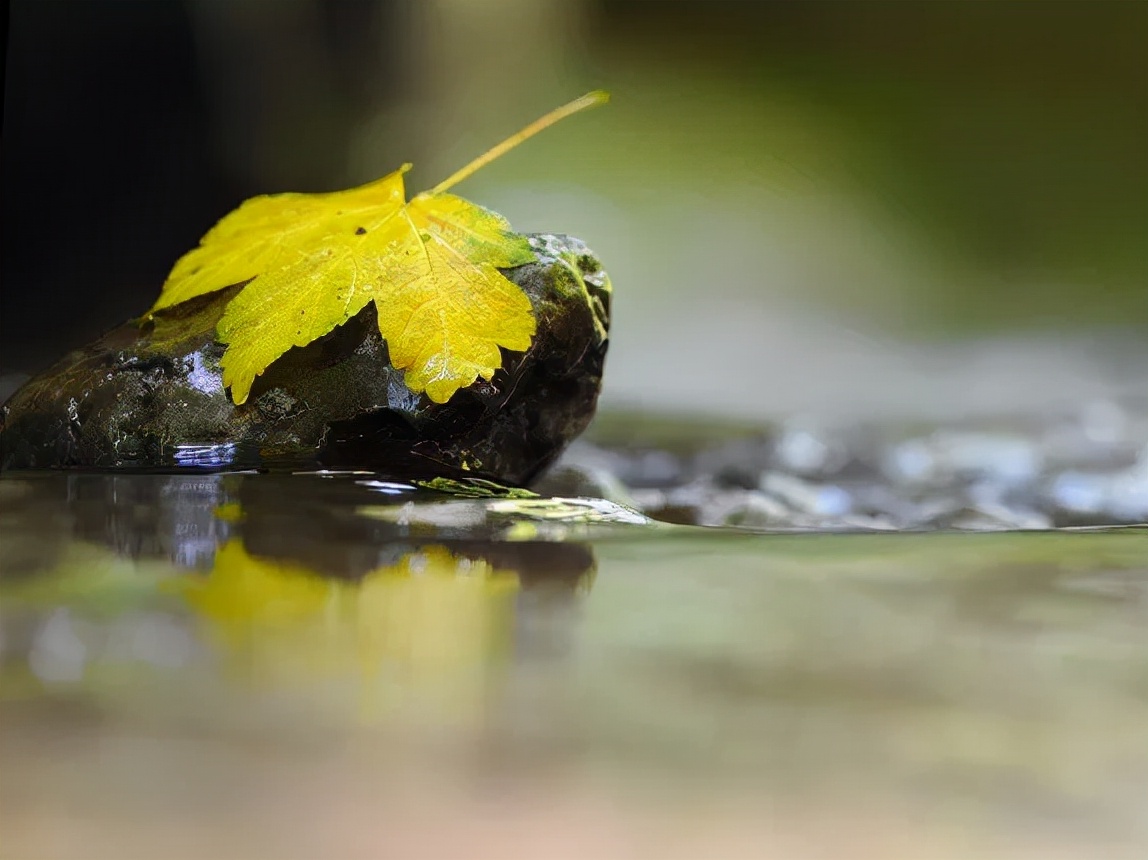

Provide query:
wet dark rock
left=1, top=234, right=610, bottom=484
left=0, top=473, right=598, bottom=597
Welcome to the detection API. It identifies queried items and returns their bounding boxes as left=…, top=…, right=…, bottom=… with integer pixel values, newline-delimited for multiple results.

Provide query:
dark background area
left=4, top=0, right=1147, bottom=416
left=2, top=0, right=403, bottom=374
left=4, top=1, right=223, bottom=372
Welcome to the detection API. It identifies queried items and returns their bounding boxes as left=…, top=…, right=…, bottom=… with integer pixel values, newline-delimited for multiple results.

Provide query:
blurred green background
left=4, top=0, right=1146, bottom=419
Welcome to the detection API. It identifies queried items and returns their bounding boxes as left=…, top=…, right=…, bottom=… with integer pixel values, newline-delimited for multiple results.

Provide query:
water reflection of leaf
left=177, top=541, right=520, bottom=721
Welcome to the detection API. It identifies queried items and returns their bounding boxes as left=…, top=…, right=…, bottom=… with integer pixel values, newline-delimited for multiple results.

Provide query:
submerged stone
left=0, top=234, right=610, bottom=484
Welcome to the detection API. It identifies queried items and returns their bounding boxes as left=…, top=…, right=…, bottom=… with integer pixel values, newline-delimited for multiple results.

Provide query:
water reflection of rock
left=0, top=473, right=596, bottom=715
left=232, top=474, right=596, bottom=587
left=0, top=473, right=234, bottom=576
left=2, top=473, right=595, bottom=581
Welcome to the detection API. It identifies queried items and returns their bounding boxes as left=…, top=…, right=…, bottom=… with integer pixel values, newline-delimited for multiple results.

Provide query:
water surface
left=1, top=473, right=1145, bottom=859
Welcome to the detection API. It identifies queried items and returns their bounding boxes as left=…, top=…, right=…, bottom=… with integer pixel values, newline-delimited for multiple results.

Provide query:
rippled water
left=1, top=472, right=1146, bottom=859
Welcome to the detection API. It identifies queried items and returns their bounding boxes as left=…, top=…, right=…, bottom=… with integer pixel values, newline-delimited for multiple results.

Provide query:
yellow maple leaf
left=149, top=91, right=608, bottom=405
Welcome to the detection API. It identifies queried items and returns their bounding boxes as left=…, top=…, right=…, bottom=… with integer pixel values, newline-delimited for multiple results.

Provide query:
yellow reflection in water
left=179, top=541, right=521, bottom=722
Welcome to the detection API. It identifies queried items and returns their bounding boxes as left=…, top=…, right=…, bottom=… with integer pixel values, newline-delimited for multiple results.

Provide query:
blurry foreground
left=2, top=473, right=1146, bottom=859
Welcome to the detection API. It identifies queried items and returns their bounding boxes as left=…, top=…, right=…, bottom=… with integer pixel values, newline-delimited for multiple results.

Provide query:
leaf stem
left=428, top=90, right=609, bottom=195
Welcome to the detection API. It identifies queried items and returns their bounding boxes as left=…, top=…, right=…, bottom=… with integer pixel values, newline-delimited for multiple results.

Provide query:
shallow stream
left=1, top=467, right=1145, bottom=859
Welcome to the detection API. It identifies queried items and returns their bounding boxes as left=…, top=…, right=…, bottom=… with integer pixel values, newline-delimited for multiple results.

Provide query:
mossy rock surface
left=1, top=234, right=610, bottom=483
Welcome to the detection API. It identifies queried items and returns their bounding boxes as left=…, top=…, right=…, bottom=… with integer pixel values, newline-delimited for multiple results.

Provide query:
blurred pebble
left=705, top=491, right=790, bottom=529
left=884, top=432, right=1041, bottom=486
left=625, top=449, right=683, bottom=488
left=658, top=480, right=738, bottom=526
left=628, top=488, right=667, bottom=513
left=760, top=472, right=853, bottom=518
left=531, top=463, right=638, bottom=508
left=1050, top=472, right=1111, bottom=516
left=848, top=484, right=931, bottom=525
left=1113, top=452, right=1148, bottom=520
left=884, top=438, right=936, bottom=484
left=552, top=441, right=682, bottom=490
left=1080, top=399, right=1128, bottom=445
left=837, top=513, right=899, bottom=531
left=693, top=436, right=772, bottom=490
left=1047, top=457, right=1148, bottom=524
left=772, top=421, right=849, bottom=477
left=570, top=398, right=1148, bottom=530
left=1041, top=400, right=1142, bottom=470
left=915, top=502, right=1051, bottom=531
